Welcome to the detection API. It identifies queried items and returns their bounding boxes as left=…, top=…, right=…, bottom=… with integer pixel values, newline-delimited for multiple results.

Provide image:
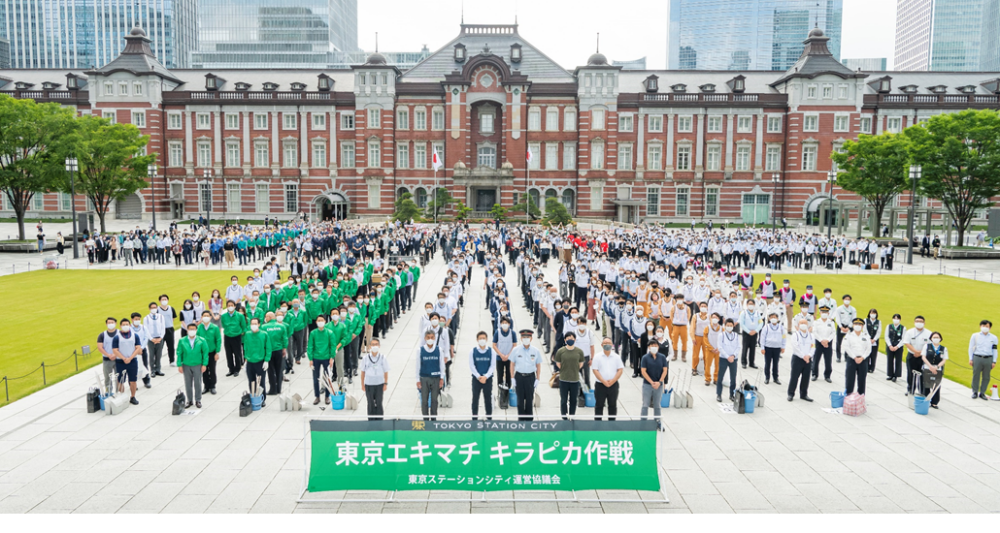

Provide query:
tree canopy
left=830, top=133, right=912, bottom=237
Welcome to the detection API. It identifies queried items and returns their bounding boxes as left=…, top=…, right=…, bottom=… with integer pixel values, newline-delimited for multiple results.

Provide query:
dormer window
left=957, top=85, right=976, bottom=94
left=41, top=81, right=60, bottom=90
left=900, top=85, right=918, bottom=94
left=454, top=43, right=467, bottom=63
left=66, top=74, right=81, bottom=90
left=644, top=75, right=659, bottom=93
left=14, top=82, right=33, bottom=90
left=927, top=85, right=947, bottom=94
left=671, top=83, right=686, bottom=93
left=235, top=82, right=251, bottom=91
left=290, top=82, right=306, bottom=91
left=699, top=84, right=716, bottom=93
left=205, top=73, right=224, bottom=91
left=728, top=75, right=746, bottom=93
left=510, top=43, right=522, bottom=63
left=262, top=82, right=278, bottom=91
left=317, top=74, right=333, bottom=91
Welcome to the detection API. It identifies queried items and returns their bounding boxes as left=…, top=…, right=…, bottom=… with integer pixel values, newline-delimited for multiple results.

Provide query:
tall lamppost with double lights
left=148, top=164, right=157, bottom=230
left=65, top=157, right=79, bottom=259
left=826, top=170, right=837, bottom=239
left=771, top=172, right=780, bottom=231
left=203, top=168, right=213, bottom=230
left=907, top=164, right=921, bottom=264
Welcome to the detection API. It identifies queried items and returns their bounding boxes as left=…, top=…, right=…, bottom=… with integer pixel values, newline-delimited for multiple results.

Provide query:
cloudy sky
left=358, top=0, right=898, bottom=70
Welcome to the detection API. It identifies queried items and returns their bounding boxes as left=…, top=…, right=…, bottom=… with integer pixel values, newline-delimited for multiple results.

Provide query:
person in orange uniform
left=669, top=293, right=691, bottom=362
left=691, top=302, right=712, bottom=377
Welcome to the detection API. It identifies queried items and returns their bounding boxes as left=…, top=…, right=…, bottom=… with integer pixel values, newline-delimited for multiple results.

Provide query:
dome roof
left=587, top=52, right=608, bottom=66
left=365, top=52, right=387, bottom=65
left=130, top=25, right=147, bottom=38
left=808, top=27, right=825, bottom=39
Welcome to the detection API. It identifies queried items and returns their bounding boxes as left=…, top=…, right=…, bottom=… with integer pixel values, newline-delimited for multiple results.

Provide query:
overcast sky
left=358, top=0, right=898, bottom=70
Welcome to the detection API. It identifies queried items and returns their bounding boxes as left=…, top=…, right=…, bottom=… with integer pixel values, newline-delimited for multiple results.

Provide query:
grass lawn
left=0, top=217, right=73, bottom=224
left=0, top=269, right=248, bottom=405
left=783, top=274, right=999, bottom=392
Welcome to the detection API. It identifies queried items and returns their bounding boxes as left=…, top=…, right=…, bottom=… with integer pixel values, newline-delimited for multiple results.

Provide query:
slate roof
left=87, top=25, right=182, bottom=84
left=771, top=28, right=863, bottom=87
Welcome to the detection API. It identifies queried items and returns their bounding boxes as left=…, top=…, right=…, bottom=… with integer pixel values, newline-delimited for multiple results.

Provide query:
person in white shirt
left=787, top=317, right=815, bottom=402
left=903, top=316, right=932, bottom=396
left=359, top=339, right=390, bottom=420
left=811, top=306, right=836, bottom=382
left=843, top=318, right=872, bottom=395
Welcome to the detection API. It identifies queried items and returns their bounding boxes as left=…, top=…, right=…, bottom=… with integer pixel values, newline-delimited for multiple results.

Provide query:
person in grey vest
left=470, top=331, right=497, bottom=420
left=492, top=317, right=515, bottom=390
left=359, top=339, right=390, bottom=420
left=111, top=318, right=142, bottom=405
left=96, top=317, right=119, bottom=393
left=416, top=329, right=446, bottom=421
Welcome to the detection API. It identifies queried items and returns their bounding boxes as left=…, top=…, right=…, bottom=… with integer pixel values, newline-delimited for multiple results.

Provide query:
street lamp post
left=203, top=168, right=213, bottom=230
left=771, top=172, right=780, bottom=232
left=148, top=164, right=157, bottom=231
left=65, top=157, right=79, bottom=259
left=907, top=165, right=921, bottom=265
left=826, top=170, right=837, bottom=239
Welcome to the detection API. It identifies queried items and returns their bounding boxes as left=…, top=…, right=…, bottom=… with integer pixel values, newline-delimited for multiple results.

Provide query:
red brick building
left=1, top=24, right=998, bottom=225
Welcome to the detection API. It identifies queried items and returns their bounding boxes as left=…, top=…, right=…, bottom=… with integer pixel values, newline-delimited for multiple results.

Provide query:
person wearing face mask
left=703, top=313, right=723, bottom=386
left=969, top=320, right=998, bottom=400
left=738, top=298, right=762, bottom=369
left=416, top=329, right=447, bottom=420
left=834, top=295, right=857, bottom=363
left=864, top=309, right=882, bottom=374
left=469, top=331, right=497, bottom=421
left=286, top=299, right=308, bottom=371
left=493, top=318, right=515, bottom=391
left=242, top=318, right=272, bottom=406
left=592, top=338, right=624, bottom=420
left=128, top=312, right=151, bottom=389
left=221, top=299, right=248, bottom=378
left=309, top=313, right=335, bottom=404
left=261, top=312, right=290, bottom=396
left=196, top=311, right=222, bottom=395
left=884, top=313, right=905, bottom=382
left=691, top=303, right=712, bottom=377
left=778, top=280, right=797, bottom=333
left=921, top=331, right=948, bottom=408
left=798, top=285, right=818, bottom=316
left=359, top=339, right=390, bottom=420
left=628, top=301, right=650, bottom=376
left=176, top=322, right=208, bottom=408
left=426, top=312, right=454, bottom=386
left=112, top=318, right=143, bottom=405
left=639, top=338, right=668, bottom=430
left=96, top=317, right=120, bottom=390
left=225, top=276, right=245, bottom=309
left=716, top=319, right=741, bottom=402
left=758, top=312, right=786, bottom=385
left=787, top=317, right=816, bottom=402
left=554, top=332, right=586, bottom=420
left=793, top=302, right=814, bottom=332
left=669, top=294, right=691, bottom=364
left=509, top=329, right=543, bottom=421
left=143, top=302, right=166, bottom=379
left=903, top=316, right=932, bottom=396
left=842, top=318, right=872, bottom=397
left=156, top=295, right=178, bottom=367
left=179, top=299, right=197, bottom=340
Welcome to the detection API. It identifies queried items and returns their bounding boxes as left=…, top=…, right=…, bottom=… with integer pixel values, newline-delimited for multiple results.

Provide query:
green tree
left=543, top=196, right=573, bottom=227
left=0, top=94, right=77, bottom=239
left=425, top=187, right=456, bottom=220
left=904, top=109, right=1000, bottom=246
left=488, top=203, right=508, bottom=222
left=830, top=133, right=912, bottom=237
left=392, top=191, right=421, bottom=222
left=511, top=194, right=541, bottom=221
left=454, top=201, right=472, bottom=221
left=68, top=115, right=156, bottom=233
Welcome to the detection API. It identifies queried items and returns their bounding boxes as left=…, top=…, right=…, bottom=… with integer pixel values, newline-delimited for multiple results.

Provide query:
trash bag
left=172, top=390, right=186, bottom=415
left=239, top=392, right=253, bottom=417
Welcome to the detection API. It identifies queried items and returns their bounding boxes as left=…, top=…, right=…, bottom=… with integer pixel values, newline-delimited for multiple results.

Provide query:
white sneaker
left=169, top=362, right=177, bottom=367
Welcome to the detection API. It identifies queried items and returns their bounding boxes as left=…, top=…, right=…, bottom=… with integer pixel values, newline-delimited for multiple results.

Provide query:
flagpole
left=525, top=164, right=529, bottom=224
left=433, top=168, right=438, bottom=225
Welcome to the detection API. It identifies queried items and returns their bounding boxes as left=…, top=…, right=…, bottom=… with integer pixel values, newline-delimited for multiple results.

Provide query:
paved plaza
left=1, top=242, right=1000, bottom=514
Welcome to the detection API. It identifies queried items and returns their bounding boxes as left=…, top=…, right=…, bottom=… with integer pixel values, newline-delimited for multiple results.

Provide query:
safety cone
left=990, top=385, right=1000, bottom=401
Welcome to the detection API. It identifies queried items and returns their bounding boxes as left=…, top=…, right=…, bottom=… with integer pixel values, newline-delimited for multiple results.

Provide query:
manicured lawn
left=0, top=269, right=247, bottom=405
left=783, top=274, right=999, bottom=391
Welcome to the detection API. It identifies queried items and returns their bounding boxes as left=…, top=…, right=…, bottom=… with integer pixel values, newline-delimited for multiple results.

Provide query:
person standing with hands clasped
left=834, top=295, right=857, bottom=363
left=812, top=306, right=836, bottom=383
left=843, top=318, right=871, bottom=396
left=758, top=312, right=785, bottom=385
left=969, top=320, right=997, bottom=400
left=864, top=309, right=882, bottom=374
left=787, top=317, right=815, bottom=402
left=591, top=338, right=624, bottom=420
left=555, top=332, right=586, bottom=420
left=509, top=329, right=543, bottom=421
left=639, top=340, right=668, bottom=431
left=112, top=318, right=142, bottom=405
left=177, top=321, right=208, bottom=408
left=716, top=319, right=741, bottom=402
left=469, top=331, right=496, bottom=420
left=904, top=316, right=932, bottom=396
left=884, top=314, right=905, bottom=382
left=739, top=299, right=762, bottom=369
left=359, top=338, right=389, bottom=420
left=923, top=332, right=948, bottom=408
left=416, top=329, right=446, bottom=421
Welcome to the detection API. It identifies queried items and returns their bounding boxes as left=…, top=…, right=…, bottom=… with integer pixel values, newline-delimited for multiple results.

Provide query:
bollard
left=41, top=362, right=46, bottom=385
left=74, top=350, right=78, bottom=372
left=974, top=270, right=977, bottom=281
left=959, top=268, right=961, bottom=279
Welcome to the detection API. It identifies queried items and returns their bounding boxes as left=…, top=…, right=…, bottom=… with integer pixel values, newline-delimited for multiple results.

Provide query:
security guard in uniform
left=509, top=329, right=543, bottom=420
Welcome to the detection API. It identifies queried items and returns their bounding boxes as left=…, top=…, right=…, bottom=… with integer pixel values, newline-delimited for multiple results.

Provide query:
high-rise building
left=191, top=0, right=359, bottom=68
left=667, top=0, right=843, bottom=70
left=842, top=57, right=888, bottom=71
left=612, top=57, right=647, bottom=70
left=894, top=0, right=997, bottom=71
left=0, top=0, right=196, bottom=69
left=0, top=37, right=10, bottom=69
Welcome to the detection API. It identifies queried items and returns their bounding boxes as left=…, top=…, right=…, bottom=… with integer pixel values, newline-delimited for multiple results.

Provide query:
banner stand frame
left=297, top=416, right=670, bottom=505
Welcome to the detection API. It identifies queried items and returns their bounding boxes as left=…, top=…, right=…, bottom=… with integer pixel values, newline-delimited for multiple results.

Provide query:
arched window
left=562, top=189, right=575, bottom=212
left=396, top=187, right=408, bottom=200
left=415, top=187, right=427, bottom=208
left=528, top=189, right=540, bottom=208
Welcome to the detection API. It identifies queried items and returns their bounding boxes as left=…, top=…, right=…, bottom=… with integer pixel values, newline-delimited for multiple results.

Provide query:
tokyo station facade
left=2, top=22, right=1000, bottom=225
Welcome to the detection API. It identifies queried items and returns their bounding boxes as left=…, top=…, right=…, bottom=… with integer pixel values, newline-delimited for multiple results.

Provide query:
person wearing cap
left=812, top=306, right=836, bottom=383
left=778, top=280, right=797, bottom=333
left=969, top=320, right=998, bottom=399
left=787, top=316, right=815, bottom=402
left=834, top=295, right=857, bottom=363
left=793, top=302, right=814, bottom=332
left=798, top=285, right=818, bottom=316
left=509, top=329, right=543, bottom=420
left=843, top=317, right=872, bottom=396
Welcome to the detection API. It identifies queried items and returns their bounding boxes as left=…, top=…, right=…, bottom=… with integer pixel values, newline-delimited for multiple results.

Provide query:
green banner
left=307, top=419, right=660, bottom=493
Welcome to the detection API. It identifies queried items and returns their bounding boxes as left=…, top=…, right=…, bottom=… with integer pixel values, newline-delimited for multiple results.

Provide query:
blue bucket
left=509, top=387, right=518, bottom=407
left=331, top=392, right=345, bottom=410
left=661, top=389, right=672, bottom=408
left=99, top=394, right=107, bottom=411
left=830, top=391, right=845, bottom=409
left=250, top=394, right=263, bottom=411
left=914, top=395, right=930, bottom=415
left=584, top=389, right=595, bottom=408
left=743, top=391, right=756, bottom=413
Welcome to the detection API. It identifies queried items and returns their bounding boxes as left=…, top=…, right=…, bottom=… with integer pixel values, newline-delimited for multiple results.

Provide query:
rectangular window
left=397, top=109, right=409, bottom=130
left=646, top=188, right=659, bottom=216
left=737, top=116, right=752, bottom=133
left=592, top=109, right=605, bottom=130
left=528, top=108, right=541, bottom=130
left=736, top=145, right=751, bottom=171
left=767, top=116, right=782, bottom=133
left=707, top=145, right=721, bottom=171
left=618, top=114, right=633, bottom=132
left=478, top=146, right=496, bottom=169
left=803, top=115, right=819, bottom=132
left=834, top=115, right=849, bottom=132
left=397, top=143, right=409, bottom=169
left=822, top=85, right=833, bottom=99
left=705, top=188, right=719, bottom=217
left=765, top=145, right=781, bottom=171
left=255, top=183, right=268, bottom=213
left=197, top=112, right=210, bottom=130
left=564, top=109, right=577, bottom=131
left=414, top=108, right=427, bottom=130
left=312, top=113, right=326, bottom=130
left=562, top=143, right=575, bottom=170
left=415, top=144, right=427, bottom=169
left=545, top=143, right=558, bottom=170
left=677, top=116, right=693, bottom=133
left=284, top=113, right=299, bottom=130
left=341, top=113, right=355, bottom=130
left=199, top=183, right=211, bottom=212
left=887, top=117, right=902, bottom=133
left=131, top=111, right=145, bottom=128
left=226, top=142, right=240, bottom=168
left=169, top=143, right=182, bottom=167
left=546, top=108, right=559, bottom=131
left=676, top=146, right=691, bottom=171
left=227, top=183, right=240, bottom=213
left=618, top=144, right=633, bottom=170
left=591, top=141, right=604, bottom=169
left=528, top=142, right=541, bottom=170
left=282, top=143, right=297, bottom=168
left=802, top=145, right=817, bottom=171
left=433, top=143, right=445, bottom=166
left=341, top=142, right=355, bottom=168
left=647, top=144, right=662, bottom=170
left=859, top=116, right=872, bottom=133
left=432, top=108, right=445, bottom=130
left=102, top=111, right=116, bottom=124
left=284, top=184, right=298, bottom=213
left=197, top=142, right=211, bottom=168
left=676, top=188, right=689, bottom=216
left=167, top=113, right=182, bottom=130
left=838, top=85, right=848, bottom=99
left=60, top=192, right=72, bottom=211
left=648, top=115, right=662, bottom=132
left=368, top=140, right=380, bottom=168
left=480, top=113, right=494, bottom=134
left=104, top=82, right=113, bottom=96
left=368, top=109, right=380, bottom=129
left=225, top=113, right=239, bottom=130
left=807, top=85, right=817, bottom=98
left=31, top=194, right=43, bottom=211
left=254, top=113, right=268, bottom=130
left=254, top=142, right=268, bottom=168
left=133, top=82, right=143, bottom=96
left=313, top=143, right=327, bottom=168
left=707, top=116, right=723, bottom=133
left=118, top=81, right=128, bottom=96
left=170, top=183, right=182, bottom=200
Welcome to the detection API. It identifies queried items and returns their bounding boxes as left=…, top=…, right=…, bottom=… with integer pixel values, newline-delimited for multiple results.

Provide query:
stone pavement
left=1, top=248, right=1000, bottom=514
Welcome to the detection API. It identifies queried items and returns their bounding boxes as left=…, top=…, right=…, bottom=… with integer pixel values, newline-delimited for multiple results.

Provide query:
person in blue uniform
left=509, top=329, right=543, bottom=420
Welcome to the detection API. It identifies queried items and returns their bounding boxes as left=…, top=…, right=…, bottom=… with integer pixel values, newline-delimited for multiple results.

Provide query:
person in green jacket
left=177, top=322, right=209, bottom=408
left=305, top=287, right=325, bottom=333
left=308, top=316, right=335, bottom=405
left=243, top=317, right=272, bottom=406
left=261, top=311, right=290, bottom=395
left=221, top=300, right=247, bottom=377
left=196, top=311, right=222, bottom=395
left=245, top=297, right=266, bottom=326
left=286, top=298, right=308, bottom=370
left=329, top=307, right=349, bottom=383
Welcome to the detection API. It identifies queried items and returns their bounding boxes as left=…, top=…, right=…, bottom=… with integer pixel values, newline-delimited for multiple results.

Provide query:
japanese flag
left=431, top=148, right=443, bottom=171
left=526, top=146, right=533, bottom=164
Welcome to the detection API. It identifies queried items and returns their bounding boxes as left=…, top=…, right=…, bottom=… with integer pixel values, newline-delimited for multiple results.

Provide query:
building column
left=242, top=111, right=251, bottom=176
left=724, top=114, right=734, bottom=177
left=271, top=111, right=279, bottom=176
left=754, top=113, right=764, bottom=180
left=184, top=111, right=194, bottom=177
left=665, top=114, right=674, bottom=176
left=213, top=107, right=223, bottom=175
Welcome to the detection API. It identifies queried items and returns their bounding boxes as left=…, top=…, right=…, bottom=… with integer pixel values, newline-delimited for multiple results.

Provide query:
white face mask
left=747, top=305, right=755, bottom=311
left=521, top=338, right=531, bottom=347
left=478, top=339, right=487, bottom=348
left=893, top=319, right=900, bottom=325
left=649, top=347, right=658, bottom=354
left=915, top=322, right=924, bottom=330
left=133, top=320, right=141, bottom=327
left=107, top=323, right=116, bottom=330
left=711, top=318, right=719, bottom=325
left=932, top=338, right=941, bottom=346
left=316, top=322, right=325, bottom=329
left=250, top=325, right=259, bottom=332
left=570, top=313, right=579, bottom=320
left=276, top=316, right=284, bottom=323
left=120, top=325, right=130, bottom=333
left=725, top=326, right=734, bottom=333
left=844, top=300, right=851, bottom=306
left=232, top=281, right=238, bottom=286
left=160, top=300, right=168, bottom=306
left=853, top=325, right=862, bottom=332
left=426, top=339, right=435, bottom=347
left=799, top=324, right=809, bottom=331
left=982, top=326, right=991, bottom=334
left=821, top=313, right=829, bottom=319
left=193, top=296, right=200, bottom=302
left=501, top=324, right=509, bottom=331
left=430, top=320, right=440, bottom=328
left=370, top=346, right=379, bottom=354
left=202, top=316, right=211, bottom=323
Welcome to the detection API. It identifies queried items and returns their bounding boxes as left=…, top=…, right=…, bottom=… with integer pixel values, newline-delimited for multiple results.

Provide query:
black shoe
left=811, top=376, right=818, bottom=381
left=787, top=395, right=793, bottom=401
left=348, top=377, right=353, bottom=384
left=144, top=383, right=151, bottom=389
left=691, top=369, right=698, bottom=376
left=742, top=364, right=747, bottom=369
left=156, top=372, right=165, bottom=377
left=765, top=378, right=770, bottom=385
left=225, top=372, right=233, bottom=377
left=354, top=370, right=359, bottom=377
left=836, top=358, right=842, bottom=363
left=129, top=397, right=139, bottom=405
left=931, top=404, right=939, bottom=409
left=802, top=396, right=814, bottom=402
left=749, top=364, right=758, bottom=369
left=891, top=377, right=898, bottom=382
left=196, top=402, right=202, bottom=408
left=973, top=393, right=979, bottom=399
left=234, top=371, right=240, bottom=378
left=716, top=395, right=722, bottom=402
left=774, top=379, right=781, bottom=385
left=825, top=378, right=832, bottom=383
left=886, top=376, right=894, bottom=381
left=284, top=377, right=290, bottom=382
left=981, top=394, right=989, bottom=400
left=211, top=388, right=217, bottom=395
left=185, top=402, right=193, bottom=409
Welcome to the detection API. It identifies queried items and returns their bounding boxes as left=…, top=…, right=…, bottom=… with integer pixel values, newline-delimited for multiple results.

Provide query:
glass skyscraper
left=0, top=0, right=196, bottom=69
left=191, top=0, right=358, bottom=68
left=895, top=0, right=999, bottom=71
left=667, top=0, right=843, bottom=71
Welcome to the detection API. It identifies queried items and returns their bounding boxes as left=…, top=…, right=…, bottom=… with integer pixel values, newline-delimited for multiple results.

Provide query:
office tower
left=895, top=0, right=995, bottom=71
left=842, top=57, right=888, bottom=71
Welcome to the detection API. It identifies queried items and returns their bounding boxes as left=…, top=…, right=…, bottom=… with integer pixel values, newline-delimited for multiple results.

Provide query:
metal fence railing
left=1, top=346, right=99, bottom=404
